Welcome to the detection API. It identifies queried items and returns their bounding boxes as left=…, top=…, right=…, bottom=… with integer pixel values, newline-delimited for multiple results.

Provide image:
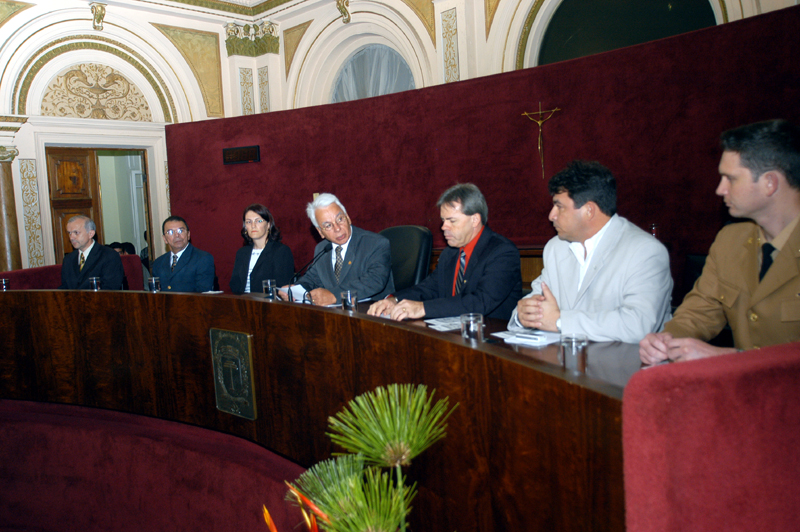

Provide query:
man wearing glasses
left=286, top=193, right=394, bottom=306
left=150, top=216, right=215, bottom=292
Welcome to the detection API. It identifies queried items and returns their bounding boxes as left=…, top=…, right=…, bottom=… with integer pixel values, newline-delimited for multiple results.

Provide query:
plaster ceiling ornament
left=90, top=2, right=106, bottom=31
left=337, top=0, right=351, bottom=24
left=40, top=64, right=152, bottom=121
left=224, top=20, right=279, bottom=56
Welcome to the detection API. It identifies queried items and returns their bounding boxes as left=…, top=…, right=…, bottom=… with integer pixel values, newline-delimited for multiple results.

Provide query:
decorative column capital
left=0, top=146, right=20, bottom=163
left=224, top=20, right=279, bottom=57
left=0, top=115, right=28, bottom=141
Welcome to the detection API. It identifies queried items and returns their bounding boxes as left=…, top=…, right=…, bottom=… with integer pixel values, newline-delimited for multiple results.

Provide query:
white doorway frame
left=14, top=116, right=170, bottom=267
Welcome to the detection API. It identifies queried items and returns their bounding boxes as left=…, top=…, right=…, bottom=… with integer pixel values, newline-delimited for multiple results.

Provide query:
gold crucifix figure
left=522, top=102, right=561, bottom=179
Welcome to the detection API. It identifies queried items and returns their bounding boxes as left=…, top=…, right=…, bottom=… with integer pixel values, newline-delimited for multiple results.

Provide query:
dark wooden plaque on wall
left=210, top=328, right=257, bottom=420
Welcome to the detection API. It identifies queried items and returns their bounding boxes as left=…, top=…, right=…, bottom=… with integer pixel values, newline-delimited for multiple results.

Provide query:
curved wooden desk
left=0, top=290, right=632, bottom=531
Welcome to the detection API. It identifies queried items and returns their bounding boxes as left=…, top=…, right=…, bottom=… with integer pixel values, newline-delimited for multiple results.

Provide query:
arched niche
left=487, top=0, right=727, bottom=73
left=288, top=5, right=435, bottom=109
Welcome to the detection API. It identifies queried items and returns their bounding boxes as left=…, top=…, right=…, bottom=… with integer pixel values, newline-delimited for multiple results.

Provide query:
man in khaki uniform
left=640, top=119, right=800, bottom=363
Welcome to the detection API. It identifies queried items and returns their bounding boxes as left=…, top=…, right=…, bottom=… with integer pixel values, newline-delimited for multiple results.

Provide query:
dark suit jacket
left=151, top=243, right=215, bottom=292
left=297, top=226, right=394, bottom=301
left=230, top=241, right=295, bottom=294
left=395, top=226, right=522, bottom=320
left=60, top=244, right=125, bottom=290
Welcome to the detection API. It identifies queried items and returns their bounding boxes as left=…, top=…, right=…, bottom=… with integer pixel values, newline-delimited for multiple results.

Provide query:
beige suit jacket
left=664, top=220, right=800, bottom=349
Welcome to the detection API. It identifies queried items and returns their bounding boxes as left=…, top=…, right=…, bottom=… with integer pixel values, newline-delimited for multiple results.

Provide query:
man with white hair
left=287, top=193, right=394, bottom=306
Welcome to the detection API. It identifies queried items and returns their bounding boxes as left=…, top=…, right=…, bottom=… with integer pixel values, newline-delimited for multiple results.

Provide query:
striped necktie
left=455, top=250, right=466, bottom=294
left=334, top=246, right=343, bottom=282
left=79, top=253, right=85, bottom=271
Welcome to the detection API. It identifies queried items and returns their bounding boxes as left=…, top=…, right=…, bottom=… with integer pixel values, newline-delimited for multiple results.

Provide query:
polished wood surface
left=0, top=290, right=626, bottom=532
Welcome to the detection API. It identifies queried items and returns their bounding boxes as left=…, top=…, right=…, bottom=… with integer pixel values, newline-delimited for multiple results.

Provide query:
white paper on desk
left=496, top=330, right=561, bottom=346
left=424, top=316, right=462, bottom=331
left=278, top=284, right=310, bottom=303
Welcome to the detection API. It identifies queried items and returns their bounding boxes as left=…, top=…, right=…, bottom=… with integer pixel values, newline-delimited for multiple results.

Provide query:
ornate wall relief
left=283, top=21, right=313, bottom=78
left=0, top=1, right=32, bottom=31
left=40, top=63, right=153, bottom=121
left=165, top=161, right=171, bottom=216
left=442, top=8, right=460, bottom=83
left=19, top=159, right=44, bottom=268
left=153, top=24, right=224, bottom=118
left=13, top=36, right=176, bottom=122
left=239, top=68, right=254, bottom=115
left=258, top=66, right=270, bottom=113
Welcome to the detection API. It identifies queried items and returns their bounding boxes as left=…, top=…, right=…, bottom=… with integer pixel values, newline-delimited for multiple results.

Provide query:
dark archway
left=538, top=0, right=716, bottom=65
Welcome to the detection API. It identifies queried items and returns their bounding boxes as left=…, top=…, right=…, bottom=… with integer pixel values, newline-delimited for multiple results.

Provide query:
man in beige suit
left=640, top=119, right=800, bottom=363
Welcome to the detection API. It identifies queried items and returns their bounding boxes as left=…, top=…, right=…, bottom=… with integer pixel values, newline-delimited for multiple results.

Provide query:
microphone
left=291, top=242, right=332, bottom=284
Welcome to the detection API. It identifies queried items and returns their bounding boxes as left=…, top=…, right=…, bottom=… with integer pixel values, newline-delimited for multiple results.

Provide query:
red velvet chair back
left=121, top=254, right=144, bottom=290
left=623, top=342, right=800, bottom=531
left=1, top=255, right=144, bottom=290
left=0, top=263, right=62, bottom=289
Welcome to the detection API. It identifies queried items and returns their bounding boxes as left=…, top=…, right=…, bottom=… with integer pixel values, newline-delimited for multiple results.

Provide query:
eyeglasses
left=320, top=214, right=348, bottom=232
left=244, top=219, right=266, bottom=226
left=164, top=228, right=187, bottom=236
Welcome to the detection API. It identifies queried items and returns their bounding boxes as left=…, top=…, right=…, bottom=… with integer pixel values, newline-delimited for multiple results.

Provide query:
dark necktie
left=334, top=246, right=343, bottom=282
left=79, top=253, right=85, bottom=271
left=455, top=250, right=466, bottom=294
left=759, top=243, right=776, bottom=281
left=171, top=254, right=178, bottom=272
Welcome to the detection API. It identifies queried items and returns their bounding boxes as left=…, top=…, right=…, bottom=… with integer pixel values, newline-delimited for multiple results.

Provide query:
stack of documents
left=493, top=330, right=561, bottom=346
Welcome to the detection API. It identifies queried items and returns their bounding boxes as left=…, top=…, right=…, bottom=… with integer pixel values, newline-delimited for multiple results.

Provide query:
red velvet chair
left=1, top=254, right=143, bottom=290
left=623, top=342, right=800, bottom=531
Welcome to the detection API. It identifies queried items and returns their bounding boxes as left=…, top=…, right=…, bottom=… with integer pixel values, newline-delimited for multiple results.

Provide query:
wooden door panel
left=47, top=149, right=95, bottom=199
left=46, top=148, right=101, bottom=260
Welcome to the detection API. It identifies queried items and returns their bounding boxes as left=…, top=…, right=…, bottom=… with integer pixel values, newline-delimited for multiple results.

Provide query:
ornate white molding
left=258, top=66, right=270, bottom=113
left=239, top=67, right=254, bottom=115
left=19, top=159, right=44, bottom=268
left=442, top=8, right=460, bottom=83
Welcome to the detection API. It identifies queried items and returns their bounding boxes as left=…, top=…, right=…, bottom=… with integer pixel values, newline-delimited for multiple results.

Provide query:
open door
left=46, top=147, right=154, bottom=264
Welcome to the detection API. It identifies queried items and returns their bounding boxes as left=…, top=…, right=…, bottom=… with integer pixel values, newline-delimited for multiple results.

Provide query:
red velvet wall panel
left=165, top=6, right=800, bottom=294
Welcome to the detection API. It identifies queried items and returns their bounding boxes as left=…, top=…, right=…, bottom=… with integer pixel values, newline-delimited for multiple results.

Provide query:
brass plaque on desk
left=210, top=328, right=257, bottom=420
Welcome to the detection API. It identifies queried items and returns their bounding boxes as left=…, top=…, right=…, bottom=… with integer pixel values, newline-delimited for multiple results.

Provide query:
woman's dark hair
left=241, top=204, right=281, bottom=244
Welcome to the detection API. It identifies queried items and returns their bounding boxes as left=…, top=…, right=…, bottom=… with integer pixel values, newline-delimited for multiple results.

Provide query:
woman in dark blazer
left=229, top=204, right=295, bottom=294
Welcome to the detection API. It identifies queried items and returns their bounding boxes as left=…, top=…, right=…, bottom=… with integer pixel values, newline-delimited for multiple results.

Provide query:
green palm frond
left=326, top=467, right=415, bottom=532
left=326, top=384, right=458, bottom=468
left=286, top=455, right=415, bottom=532
left=287, top=454, right=365, bottom=513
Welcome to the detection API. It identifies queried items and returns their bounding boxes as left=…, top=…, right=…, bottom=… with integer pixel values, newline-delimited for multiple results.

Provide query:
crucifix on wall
left=522, top=102, right=561, bottom=179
